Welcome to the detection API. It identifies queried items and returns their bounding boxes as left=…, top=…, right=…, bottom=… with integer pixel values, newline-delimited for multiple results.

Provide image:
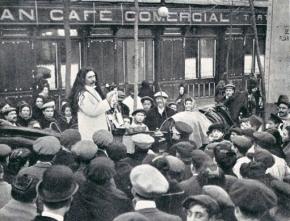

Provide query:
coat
left=65, top=180, right=132, bottom=221
left=0, top=181, right=11, bottom=209
left=33, top=216, right=58, bottom=221
left=78, top=86, right=111, bottom=140
left=137, top=208, right=182, bottom=221
left=0, top=199, right=37, bottom=221
left=144, top=106, right=175, bottom=131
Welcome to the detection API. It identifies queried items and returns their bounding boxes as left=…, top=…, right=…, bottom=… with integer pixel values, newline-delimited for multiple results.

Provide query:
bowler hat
left=183, top=194, right=220, bottom=215
left=37, top=165, right=78, bottom=202
left=275, top=95, right=290, bottom=107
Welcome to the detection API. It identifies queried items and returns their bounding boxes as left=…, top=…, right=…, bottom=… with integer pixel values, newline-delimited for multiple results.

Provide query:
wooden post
left=248, top=0, right=267, bottom=124
left=133, top=0, right=139, bottom=111
left=64, top=0, right=72, bottom=98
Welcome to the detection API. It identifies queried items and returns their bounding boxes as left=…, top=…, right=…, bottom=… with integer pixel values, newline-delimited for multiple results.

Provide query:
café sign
left=0, top=5, right=267, bottom=25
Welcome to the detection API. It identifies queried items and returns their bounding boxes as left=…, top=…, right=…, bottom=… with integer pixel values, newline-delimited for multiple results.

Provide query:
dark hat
left=253, top=131, right=276, bottom=149
left=12, top=173, right=39, bottom=198
left=92, top=130, right=114, bottom=149
left=85, top=157, right=116, bottom=183
left=0, top=144, right=12, bottom=157
left=229, top=127, right=243, bottom=135
left=202, top=185, right=234, bottom=208
left=175, top=141, right=195, bottom=162
left=113, top=212, right=150, bottom=221
left=229, top=179, right=277, bottom=214
left=140, top=96, right=154, bottom=104
left=37, top=165, right=79, bottom=202
left=130, top=164, right=169, bottom=198
left=60, top=129, right=81, bottom=150
left=275, top=95, right=290, bottom=107
left=268, top=113, right=283, bottom=124
left=248, top=115, right=263, bottom=128
left=106, top=142, right=127, bottom=162
left=271, top=180, right=290, bottom=209
left=253, top=149, right=275, bottom=169
left=191, top=149, right=213, bottom=172
left=214, top=142, right=237, bottom=169
left=207, top=123, right=225, bottom=135
left=183, top=195, right=220, bottom=215
left=247, top=77, right=258, bottom=90
left=71, top=140, right=98, bottom=161
left=132, top=109, right=146, bottom=116
left=240, top=161, right=268, bottom=178
left=266, top=128, right=283, bottom=146
left=231, top=135, right=253, bottom=154
left=33, top=136, right=61, bottom=156
left=240, top=128, right=255, bottom=139
left=174, top=121, right=193, bottom=135
left=131, top=134, right=155, bottom=149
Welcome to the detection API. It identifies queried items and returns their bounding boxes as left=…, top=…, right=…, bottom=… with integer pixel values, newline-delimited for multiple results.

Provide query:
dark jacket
left=138, top=81, right=154, bottom=99
left=137, top=208, right=182, bottom=221
left=144, top=106, right=175, bottom=131
left=58, top=116, right=78, bottom=131
left=33, top=216, right=58, bottom=221
left=16, top=117, right=32, bottom=127
left=121, top=151, right=149, bottom=168
left=65, top=180, right=132, bottom=221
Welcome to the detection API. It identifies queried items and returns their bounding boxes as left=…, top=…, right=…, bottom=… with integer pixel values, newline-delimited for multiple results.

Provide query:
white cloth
left=78, top=86, right=111, bottom=140
left=122, top=96, right=143, bottom=116
left=266, top=155, right=290, bottom=181
left=233, top=156, right=251, bottom=178
left=135, top=200, right=156, bottom=210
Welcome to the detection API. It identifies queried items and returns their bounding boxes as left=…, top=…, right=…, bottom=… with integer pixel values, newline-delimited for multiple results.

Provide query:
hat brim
left=37, top=180, right=79, bottom=202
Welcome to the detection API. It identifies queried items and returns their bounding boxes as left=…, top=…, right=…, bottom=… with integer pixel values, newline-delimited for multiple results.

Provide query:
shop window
left=254, top=38, right=265, bottom=73
left=117, top=39, right=154, bottom=84
left=184, top=38, right=216, bottom=80
left=87, top=39, right=115, bottom=85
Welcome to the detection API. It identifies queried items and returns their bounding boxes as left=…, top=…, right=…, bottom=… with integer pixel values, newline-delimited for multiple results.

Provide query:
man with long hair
left=69, top=68, right=117, bottom=140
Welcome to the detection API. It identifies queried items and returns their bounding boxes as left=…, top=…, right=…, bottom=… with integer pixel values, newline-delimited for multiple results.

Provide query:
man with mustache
left=1, top=107, right=18, bottom=126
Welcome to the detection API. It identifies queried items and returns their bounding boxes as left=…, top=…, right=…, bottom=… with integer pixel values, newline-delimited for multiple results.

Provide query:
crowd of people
left=0, top=68, right=289, bottom=221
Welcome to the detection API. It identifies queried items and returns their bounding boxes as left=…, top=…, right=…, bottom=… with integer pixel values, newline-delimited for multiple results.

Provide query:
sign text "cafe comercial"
left=0, top=6, right=267, bottom=25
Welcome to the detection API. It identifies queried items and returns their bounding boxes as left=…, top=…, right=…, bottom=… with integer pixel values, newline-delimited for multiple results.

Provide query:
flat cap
left=165, top=155, right=185, bottom=173
left=154, top=91, right=168, bottom=99
left=183, top=194, right=220, bottom=215
left=202, top=185, right=234, bottom=208
left=249, top=115, right=263, bottom=128
left=130, top=164, right=169, bottom=198
left=86, top=157, right=116, bottom=183
left=71, top=140, right=98, bottom=161
left=131, top=134, right=154, bottom=149
left=224, top=83, right=235, bottom=89
left=2, top=106, right=16, bottom=115
left=140, top=96, right=154, bottom=104
left=271, top=180, right=290, bottom=209
left=175, top=141, right=195, bottom=161
left=113, top=212, right=149, bottom=221
left=132, top=109, right=146, bottom=116
left=174, top=121, right=193, bottom=135
left=253, top=131, right=276, bottom=149
left=207, top=123, right=225, bottom=135
left=33, top=136, right=61, bottom=155
left=229, top=179, right=277, bottom=214
left=92, top=130, right=114, bottom=149
left=231, top=135, right=253, bottom=154
left=253, top=149, right=275, bottom=169
left=60, top=129, right=81, bottom=150
left=240, top=128, right=255, bottom=139
left=191, top=149, right=213, bottom=172
left=0, top=144, right=12, bottom=157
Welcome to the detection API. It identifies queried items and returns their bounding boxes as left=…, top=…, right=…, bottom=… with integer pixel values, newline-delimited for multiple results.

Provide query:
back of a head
left=114, top=212, right=149, bottom=221
left=92, top=130, right=114, bottom=149
left=60, top=129, right=81, bottom=150
left=106, top=142, right=127, bottom=162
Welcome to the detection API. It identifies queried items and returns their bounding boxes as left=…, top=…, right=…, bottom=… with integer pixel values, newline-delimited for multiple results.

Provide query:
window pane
left=200, top=39, right=215, bottom=78
left=185, top=38, right=197, bottom=80
left=244, top=38, right=254, bottom=74
left=255, top=38, right=265, bottom=73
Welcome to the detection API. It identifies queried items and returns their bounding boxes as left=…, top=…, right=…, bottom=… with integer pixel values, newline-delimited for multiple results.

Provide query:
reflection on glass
left=185, top=39, right=197, bottom=80
left=244, top=55, right=252, bottom=74
left=200, top=39, right=215, bottom=78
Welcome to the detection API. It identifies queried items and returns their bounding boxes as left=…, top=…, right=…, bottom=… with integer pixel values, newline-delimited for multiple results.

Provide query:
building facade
left=0, top=0, right=267, bottom=104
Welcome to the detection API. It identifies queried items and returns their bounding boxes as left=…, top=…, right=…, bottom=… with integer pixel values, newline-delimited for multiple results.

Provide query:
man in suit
left=130, top=164, right=182, bottom=221
left=33, top=165, right=78, bottom=221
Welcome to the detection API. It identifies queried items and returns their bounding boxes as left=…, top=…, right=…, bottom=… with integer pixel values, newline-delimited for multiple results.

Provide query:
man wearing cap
left=19, top=136, right=61, bottom=180
left=130, top=164, right=182, bottom=221
left=1, top=107, right=18, bottom=126
left=66, top=157, right=132, bottom=221
left=121, top=133, right=155, bottom=167
left=34, top=165, right=78, bottom=221
left=130, top=109, right=149, bottom=132
left=141, top=96, right=154, bottom=112
left=0, top=173, right=39, bottom=221
left=171, top=121, right=193, bottom=144
left=92, top=129, right=114, bottom=158
left=144, top=91, right=175, bottom=131
left=229, top=179, right=277, bottom=221
left=38, top=100, right=61, bottom=131
left=182, top=194, right=220, bottom=221
left=207, top=123, right=225, bottom=143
